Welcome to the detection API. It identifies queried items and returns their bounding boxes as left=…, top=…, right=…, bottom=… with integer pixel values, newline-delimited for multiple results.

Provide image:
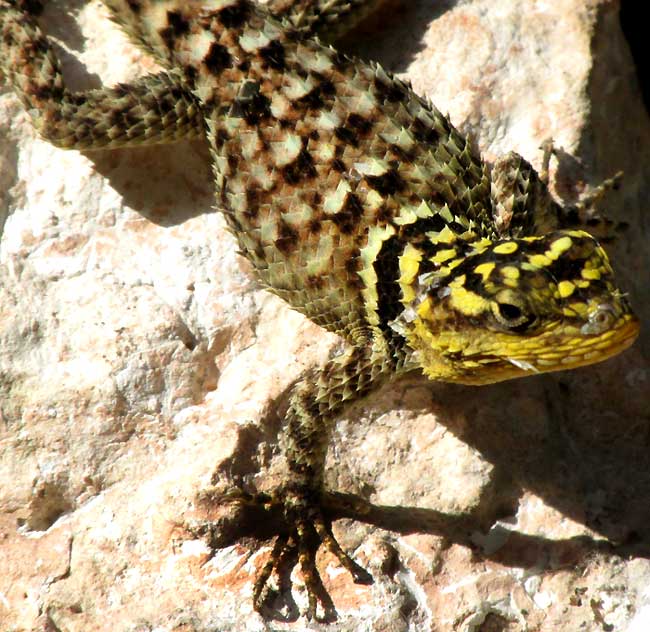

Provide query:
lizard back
left=107, top=0, right=495, bottom=341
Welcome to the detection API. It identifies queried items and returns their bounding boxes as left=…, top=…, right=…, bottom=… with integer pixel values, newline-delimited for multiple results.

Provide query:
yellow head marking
left=449, top=286, right=490, bottom=316
left=547, top=235, right=573, bottom=259
left=399, top=244, right=422, bottom=284
left=475, top=262, right=496, bottom=281
left=430, top=224, right=457, bottom=245
left=581, top=267, right=601, bottom=280
left=398, top=244, right=422, bottom=304
left=501, top=266, right=520, bottom=280
left=558, top=280, right=576, bottom=298
left=493, top=241, right=518, bottom=255
left=432, top=248, right=458, bottom=264
left=528, top=253, right=552, bottom=267
left=359, top=224, right=395, bottom=326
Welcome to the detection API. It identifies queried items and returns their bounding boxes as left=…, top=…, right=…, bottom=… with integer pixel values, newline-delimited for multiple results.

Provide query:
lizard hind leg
left=0, top=0, right=204, bottom=148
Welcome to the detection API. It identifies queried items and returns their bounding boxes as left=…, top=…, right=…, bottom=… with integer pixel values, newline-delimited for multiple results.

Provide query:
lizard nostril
left=581, top=303, right=616, bottom=335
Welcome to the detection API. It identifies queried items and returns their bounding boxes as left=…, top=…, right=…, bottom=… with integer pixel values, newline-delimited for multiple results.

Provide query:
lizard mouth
left=415, top=312, right=640, bottom=386
left=508, top=312, right=640, bottom=375
left=561, top=312, right=640, bottom=366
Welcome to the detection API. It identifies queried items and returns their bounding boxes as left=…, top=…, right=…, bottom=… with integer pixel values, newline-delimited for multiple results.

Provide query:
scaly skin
left=0, top=0, right=639, bottom=619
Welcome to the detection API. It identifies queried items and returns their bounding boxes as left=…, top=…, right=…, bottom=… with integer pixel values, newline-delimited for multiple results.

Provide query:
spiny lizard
left=0, top=0, right=640, bottom=620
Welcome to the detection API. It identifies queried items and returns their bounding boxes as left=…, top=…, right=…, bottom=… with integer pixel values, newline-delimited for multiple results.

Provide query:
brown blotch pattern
left=230, top=82, right=271, bottom=124
left=331, top=158, right=347, bottom=173
left=163, top=10, right=189, bottom=42
left=203, top=42, right=233, bottom=74
left=282, top=148, right=317, bottom=184
left=411, top=116, right=441, bottom=145
left=372, top=73, right=406, bottom=103
left=245, top=188, right=261, bottom=219
left=217, top=0, right=253, bottom=29
left=307, top=218, right=322, bottom=234
left=364, top=167, right=405, bottom=196
left=259, top=39, right=286, bottom=71
left=275, top=220, right=299, bottom=255
left=332, top=193, right=364, bottom=233
left=306, top=275, right=325, bottom=290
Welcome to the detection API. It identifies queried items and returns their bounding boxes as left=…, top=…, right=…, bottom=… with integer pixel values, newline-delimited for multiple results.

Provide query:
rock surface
left=1, top=0, right=649, bottom=630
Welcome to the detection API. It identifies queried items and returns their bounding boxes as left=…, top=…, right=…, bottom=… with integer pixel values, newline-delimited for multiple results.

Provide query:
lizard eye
left=491, top=292, right=536, bottom=332
left=497, top=302, right=523, bottom=321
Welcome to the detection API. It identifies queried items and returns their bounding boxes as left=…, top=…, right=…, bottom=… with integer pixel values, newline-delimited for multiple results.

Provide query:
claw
left=252, top=532, right=291, bottom=610
left=314, top=516, right=373, bottom=584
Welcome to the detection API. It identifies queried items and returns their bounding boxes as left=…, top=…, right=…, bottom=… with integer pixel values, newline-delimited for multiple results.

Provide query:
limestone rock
left=1, top=1, right=649, bottom=630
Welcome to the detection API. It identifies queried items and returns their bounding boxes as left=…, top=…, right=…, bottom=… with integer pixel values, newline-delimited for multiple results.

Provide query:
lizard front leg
left=235, top=341, right=396, bottom=619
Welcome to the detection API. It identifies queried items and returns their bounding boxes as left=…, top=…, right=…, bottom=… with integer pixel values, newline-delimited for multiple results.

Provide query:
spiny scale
left=0, top=0, right=639, bottom=619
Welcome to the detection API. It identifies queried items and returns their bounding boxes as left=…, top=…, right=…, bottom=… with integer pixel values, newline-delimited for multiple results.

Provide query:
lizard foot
left=224, top=484, right=373, bottom=620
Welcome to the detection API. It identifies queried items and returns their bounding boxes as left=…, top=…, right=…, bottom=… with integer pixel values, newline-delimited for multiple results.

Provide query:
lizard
left=0, top=0, right=640, bottom=620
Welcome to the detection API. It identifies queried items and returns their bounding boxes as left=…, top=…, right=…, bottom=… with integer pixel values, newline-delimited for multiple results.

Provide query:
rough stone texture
left=1, top=0, right=649, bottom=630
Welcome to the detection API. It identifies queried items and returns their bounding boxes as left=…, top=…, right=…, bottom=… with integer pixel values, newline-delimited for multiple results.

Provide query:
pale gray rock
left=1, top=1, right=649, bottom=630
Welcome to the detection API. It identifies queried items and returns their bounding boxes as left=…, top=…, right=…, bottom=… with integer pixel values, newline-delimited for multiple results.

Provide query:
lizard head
left=398, top=229, right=639, bottom=385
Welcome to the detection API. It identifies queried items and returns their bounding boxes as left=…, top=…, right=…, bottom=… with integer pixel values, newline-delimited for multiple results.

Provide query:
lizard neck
left=358, top=215, right=486, bottom=373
